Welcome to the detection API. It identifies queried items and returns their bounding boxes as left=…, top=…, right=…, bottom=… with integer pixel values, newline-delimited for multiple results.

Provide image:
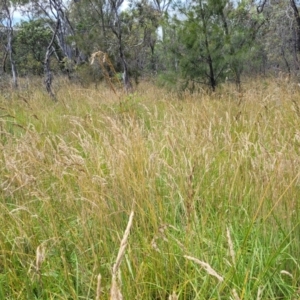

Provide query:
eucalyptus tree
left=257, top=0, right=300, bottom=76
left=68, top=0, right=162, bottom=89
left=108, top=0, right=132, bottom=91
left=148, top=0, right=173, bottom=42
left=68, top=0, right=116, bottom=58
left=290, top=0, right=300, bottom=62
left=11, top=0, right=81, bottom=97
left=28, top=0, right=66, bottom=99
left=1, top=0, right=18, bottom=88
left=15, top=19, right=57, bottom=75
left=18, top=0, right=78, bottom=61
left=68, top=0, right=131, bottom=89
left=121, top=1, right=161, bottom=76
left=221, top=0, right=266, bottom=88
left=107, top=0, right=161, bottom=90
left=286, top=0, right=300, bottom=71
left=0, top=14, right=7, bottom=75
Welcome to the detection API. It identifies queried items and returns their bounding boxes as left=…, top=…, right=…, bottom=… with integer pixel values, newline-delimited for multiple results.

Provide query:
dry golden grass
left=110, top=211, right=134, bottom=300
left=0, top=76, right=300, bottom=298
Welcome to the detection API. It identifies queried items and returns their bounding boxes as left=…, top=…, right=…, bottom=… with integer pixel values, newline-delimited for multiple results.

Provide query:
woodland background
left=1, top=0, right=300, bottom=95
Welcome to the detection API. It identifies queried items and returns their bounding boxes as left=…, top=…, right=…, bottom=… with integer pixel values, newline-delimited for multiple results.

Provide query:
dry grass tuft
left=110, top=274, right=123, bottom=300
left=36, top=244, right=46, bottom=274
left=280, top=270, right=293, bottom=278
left=226, top=227, right=236, bottom=266
left=232, top=288, right=241, bottom=300
left=1, top=78, right=300, bottom=298
left=90, top=51, right=122, bottom=95
left=168, top=291, right=178, bottom=300
left=110, top=211, right=134, bottom=300
left=96, top=274, right=102, bottom=300
left=184, top=255, right=224, bottom=282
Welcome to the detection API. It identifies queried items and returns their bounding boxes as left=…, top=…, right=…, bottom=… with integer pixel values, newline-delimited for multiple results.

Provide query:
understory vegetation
left=1, top=78, right=300, bottom=299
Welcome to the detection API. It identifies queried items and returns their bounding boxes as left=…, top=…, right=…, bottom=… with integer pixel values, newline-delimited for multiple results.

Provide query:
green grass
left=1, top=77, right=300, bottom=299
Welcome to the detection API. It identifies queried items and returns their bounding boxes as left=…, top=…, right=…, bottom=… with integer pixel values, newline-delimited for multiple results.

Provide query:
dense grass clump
left=1, top=78, right=300, bottom=299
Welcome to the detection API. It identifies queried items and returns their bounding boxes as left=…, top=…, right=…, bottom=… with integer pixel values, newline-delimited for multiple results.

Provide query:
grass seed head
left=110, top=273, right=123, bottom=300
left=184, top=255, right=224, bottom=282
left=232, top=289, right=241, bottom=300
left=168, top=291, right=178, bottom=300
left=96, top=274, right=102, bottom=300
left=226, top=226, right=236, bottom=266
left=112, top=211, right=134, bottom=275
left=36, top=244, right=46, bottom=273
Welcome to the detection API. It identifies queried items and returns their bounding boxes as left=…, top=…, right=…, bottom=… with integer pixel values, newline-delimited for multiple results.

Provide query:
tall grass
left=0, top=77, right=300, bottom=299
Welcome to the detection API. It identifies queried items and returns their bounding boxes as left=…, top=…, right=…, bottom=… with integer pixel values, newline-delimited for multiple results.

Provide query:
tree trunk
left=44, top=19, right=60, bottom=100
left=150, top=42, right=156, bottom=72
left=110, top=1, right=132, bottom=93
left=38, top=0, right=82, bottom=65
left=3, top=2, right=18, bottom=88
left=118, top=38, right=132, bottom=92
left=204, top=26, right=216, bottom=91
left=290, top=0, right=300, bottom=68
left=2, top=51, right=8, bottom=73
left=7, top=28, right=18, bottom=88
left=208, top=55, right=216, bottom=92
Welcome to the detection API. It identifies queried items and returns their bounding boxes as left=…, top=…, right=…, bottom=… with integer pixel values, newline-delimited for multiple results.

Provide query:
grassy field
left=1, top=77, right=300, bottom=299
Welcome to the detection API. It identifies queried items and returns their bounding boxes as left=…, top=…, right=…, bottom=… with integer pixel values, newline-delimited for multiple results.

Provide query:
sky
left=11, top=0, right=130, bottom=25
left=12, top=10, right=24, bottom=25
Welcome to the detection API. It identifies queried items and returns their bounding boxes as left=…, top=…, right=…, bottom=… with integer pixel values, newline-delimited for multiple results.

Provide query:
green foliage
left=2, top=0, right=300, bottom=87
left=159, top=0, right=265, bottom=91
left=14, top=19, right=56, bottom=75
